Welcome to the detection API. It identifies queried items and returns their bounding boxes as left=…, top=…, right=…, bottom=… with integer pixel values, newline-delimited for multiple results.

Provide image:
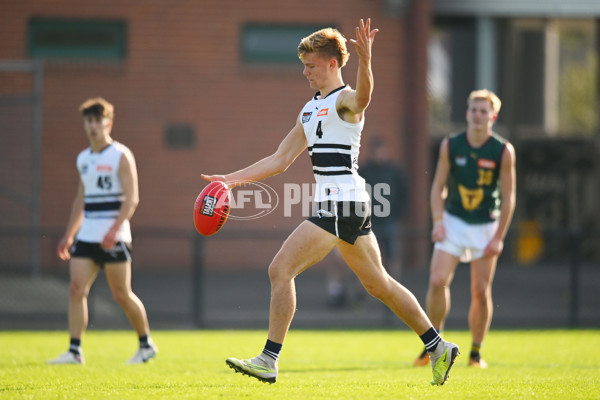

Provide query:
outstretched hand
left=349, top=18, right=378, bottom=60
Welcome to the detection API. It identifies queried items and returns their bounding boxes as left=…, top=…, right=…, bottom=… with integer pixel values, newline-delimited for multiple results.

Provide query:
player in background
left=48, top=98, right=157, bottom=365
left=202, top=18, right=459, bottom=386
left=413, top=89, right=516, bottom=368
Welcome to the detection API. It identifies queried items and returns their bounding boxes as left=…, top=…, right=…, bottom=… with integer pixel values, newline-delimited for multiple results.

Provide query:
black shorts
left=308, top=201, right=372, bottom=244
left=70, top=240, right=132, bottom=267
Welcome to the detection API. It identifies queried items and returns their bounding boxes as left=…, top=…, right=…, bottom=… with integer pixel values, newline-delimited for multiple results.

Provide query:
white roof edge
left=432, top=0, right=600, bottom=17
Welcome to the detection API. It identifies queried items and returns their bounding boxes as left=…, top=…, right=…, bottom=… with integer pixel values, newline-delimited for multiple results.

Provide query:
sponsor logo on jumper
left=325, top=186, right=340, bottom=196
left=302, top=112, right=312, bottom=123
left=317, top=108, right=328, bottom=116
left=96, top=165, right=113, bottom=172
left=455, top=155, right=467, bottom=166
left=478, top=159, right=496, bottom=169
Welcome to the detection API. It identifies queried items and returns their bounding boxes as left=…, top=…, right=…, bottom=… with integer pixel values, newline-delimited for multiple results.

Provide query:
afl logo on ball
left=201, top=195, right=217, bottom=217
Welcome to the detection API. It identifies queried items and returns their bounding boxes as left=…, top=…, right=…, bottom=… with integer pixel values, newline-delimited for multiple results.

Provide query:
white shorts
left=434, top=212, right=499, bottom=262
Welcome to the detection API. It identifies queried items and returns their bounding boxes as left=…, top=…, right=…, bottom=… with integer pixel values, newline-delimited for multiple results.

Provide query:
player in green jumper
left=414, top=89, right=516, bottom=368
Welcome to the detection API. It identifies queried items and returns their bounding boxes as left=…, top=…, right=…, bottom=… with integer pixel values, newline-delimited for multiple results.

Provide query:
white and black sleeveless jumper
left=300, top=85, right=370, bottom=204
left=75, top=141, right=132, bottom=243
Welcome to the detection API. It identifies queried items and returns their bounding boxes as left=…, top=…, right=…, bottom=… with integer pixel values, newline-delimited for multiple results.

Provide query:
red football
left=193, top=181, right=230, bottom=236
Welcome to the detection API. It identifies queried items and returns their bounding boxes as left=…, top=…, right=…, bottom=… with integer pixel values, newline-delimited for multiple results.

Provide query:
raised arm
left=202, top=118, right=308, bottom=187
left=338, top=18, right=379, bottom=118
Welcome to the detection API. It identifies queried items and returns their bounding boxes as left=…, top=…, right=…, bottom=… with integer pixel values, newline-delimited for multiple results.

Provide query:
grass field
left=1, top=329, right=598, bottom=399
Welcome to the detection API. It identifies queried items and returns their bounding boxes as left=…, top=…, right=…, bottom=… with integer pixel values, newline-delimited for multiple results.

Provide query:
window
left=28, top=18, right=126, bottom=60
left=427, top=18, right=476, bottom=136
left=556, top=20, right=598, bottom=136
left=242, top=24, right=333, bottom=64
left=503, top=19, right=598, bottom=137
left=510, top=22, right=545, bottom=128
left=164, top=124, right=196, bottom=149
left=428, top=17, right=599, bottom=138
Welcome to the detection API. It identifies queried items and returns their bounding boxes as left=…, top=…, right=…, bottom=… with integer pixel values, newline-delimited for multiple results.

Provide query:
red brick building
left=0, top=1, right=432, bottom=272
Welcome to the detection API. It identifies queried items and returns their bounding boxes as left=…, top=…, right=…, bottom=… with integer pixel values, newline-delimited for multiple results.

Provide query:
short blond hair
left=298, top=27, right=350, bottom=68
left=79, top=97, right=114, bottom=120
left=467, top=89, right=502, bottom=115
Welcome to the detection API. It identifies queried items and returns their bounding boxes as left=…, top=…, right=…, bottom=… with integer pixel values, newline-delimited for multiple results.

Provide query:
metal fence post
left=192, top=233, right=205, bottom=327
left=568, top=229, right=581, bottom=328
left=31, top=59, right=43, bottom=277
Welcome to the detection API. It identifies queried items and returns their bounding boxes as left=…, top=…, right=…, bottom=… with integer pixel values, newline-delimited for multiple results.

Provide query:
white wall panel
left=433, top=0, right=600, bottom=17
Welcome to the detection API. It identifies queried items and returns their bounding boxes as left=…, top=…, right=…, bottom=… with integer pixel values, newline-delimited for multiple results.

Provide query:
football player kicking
left=202, top=18, right=459, bottom=386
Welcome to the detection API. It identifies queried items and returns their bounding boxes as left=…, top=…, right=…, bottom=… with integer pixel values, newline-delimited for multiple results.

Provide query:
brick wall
left=0, top=1, right=430, bottom=271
